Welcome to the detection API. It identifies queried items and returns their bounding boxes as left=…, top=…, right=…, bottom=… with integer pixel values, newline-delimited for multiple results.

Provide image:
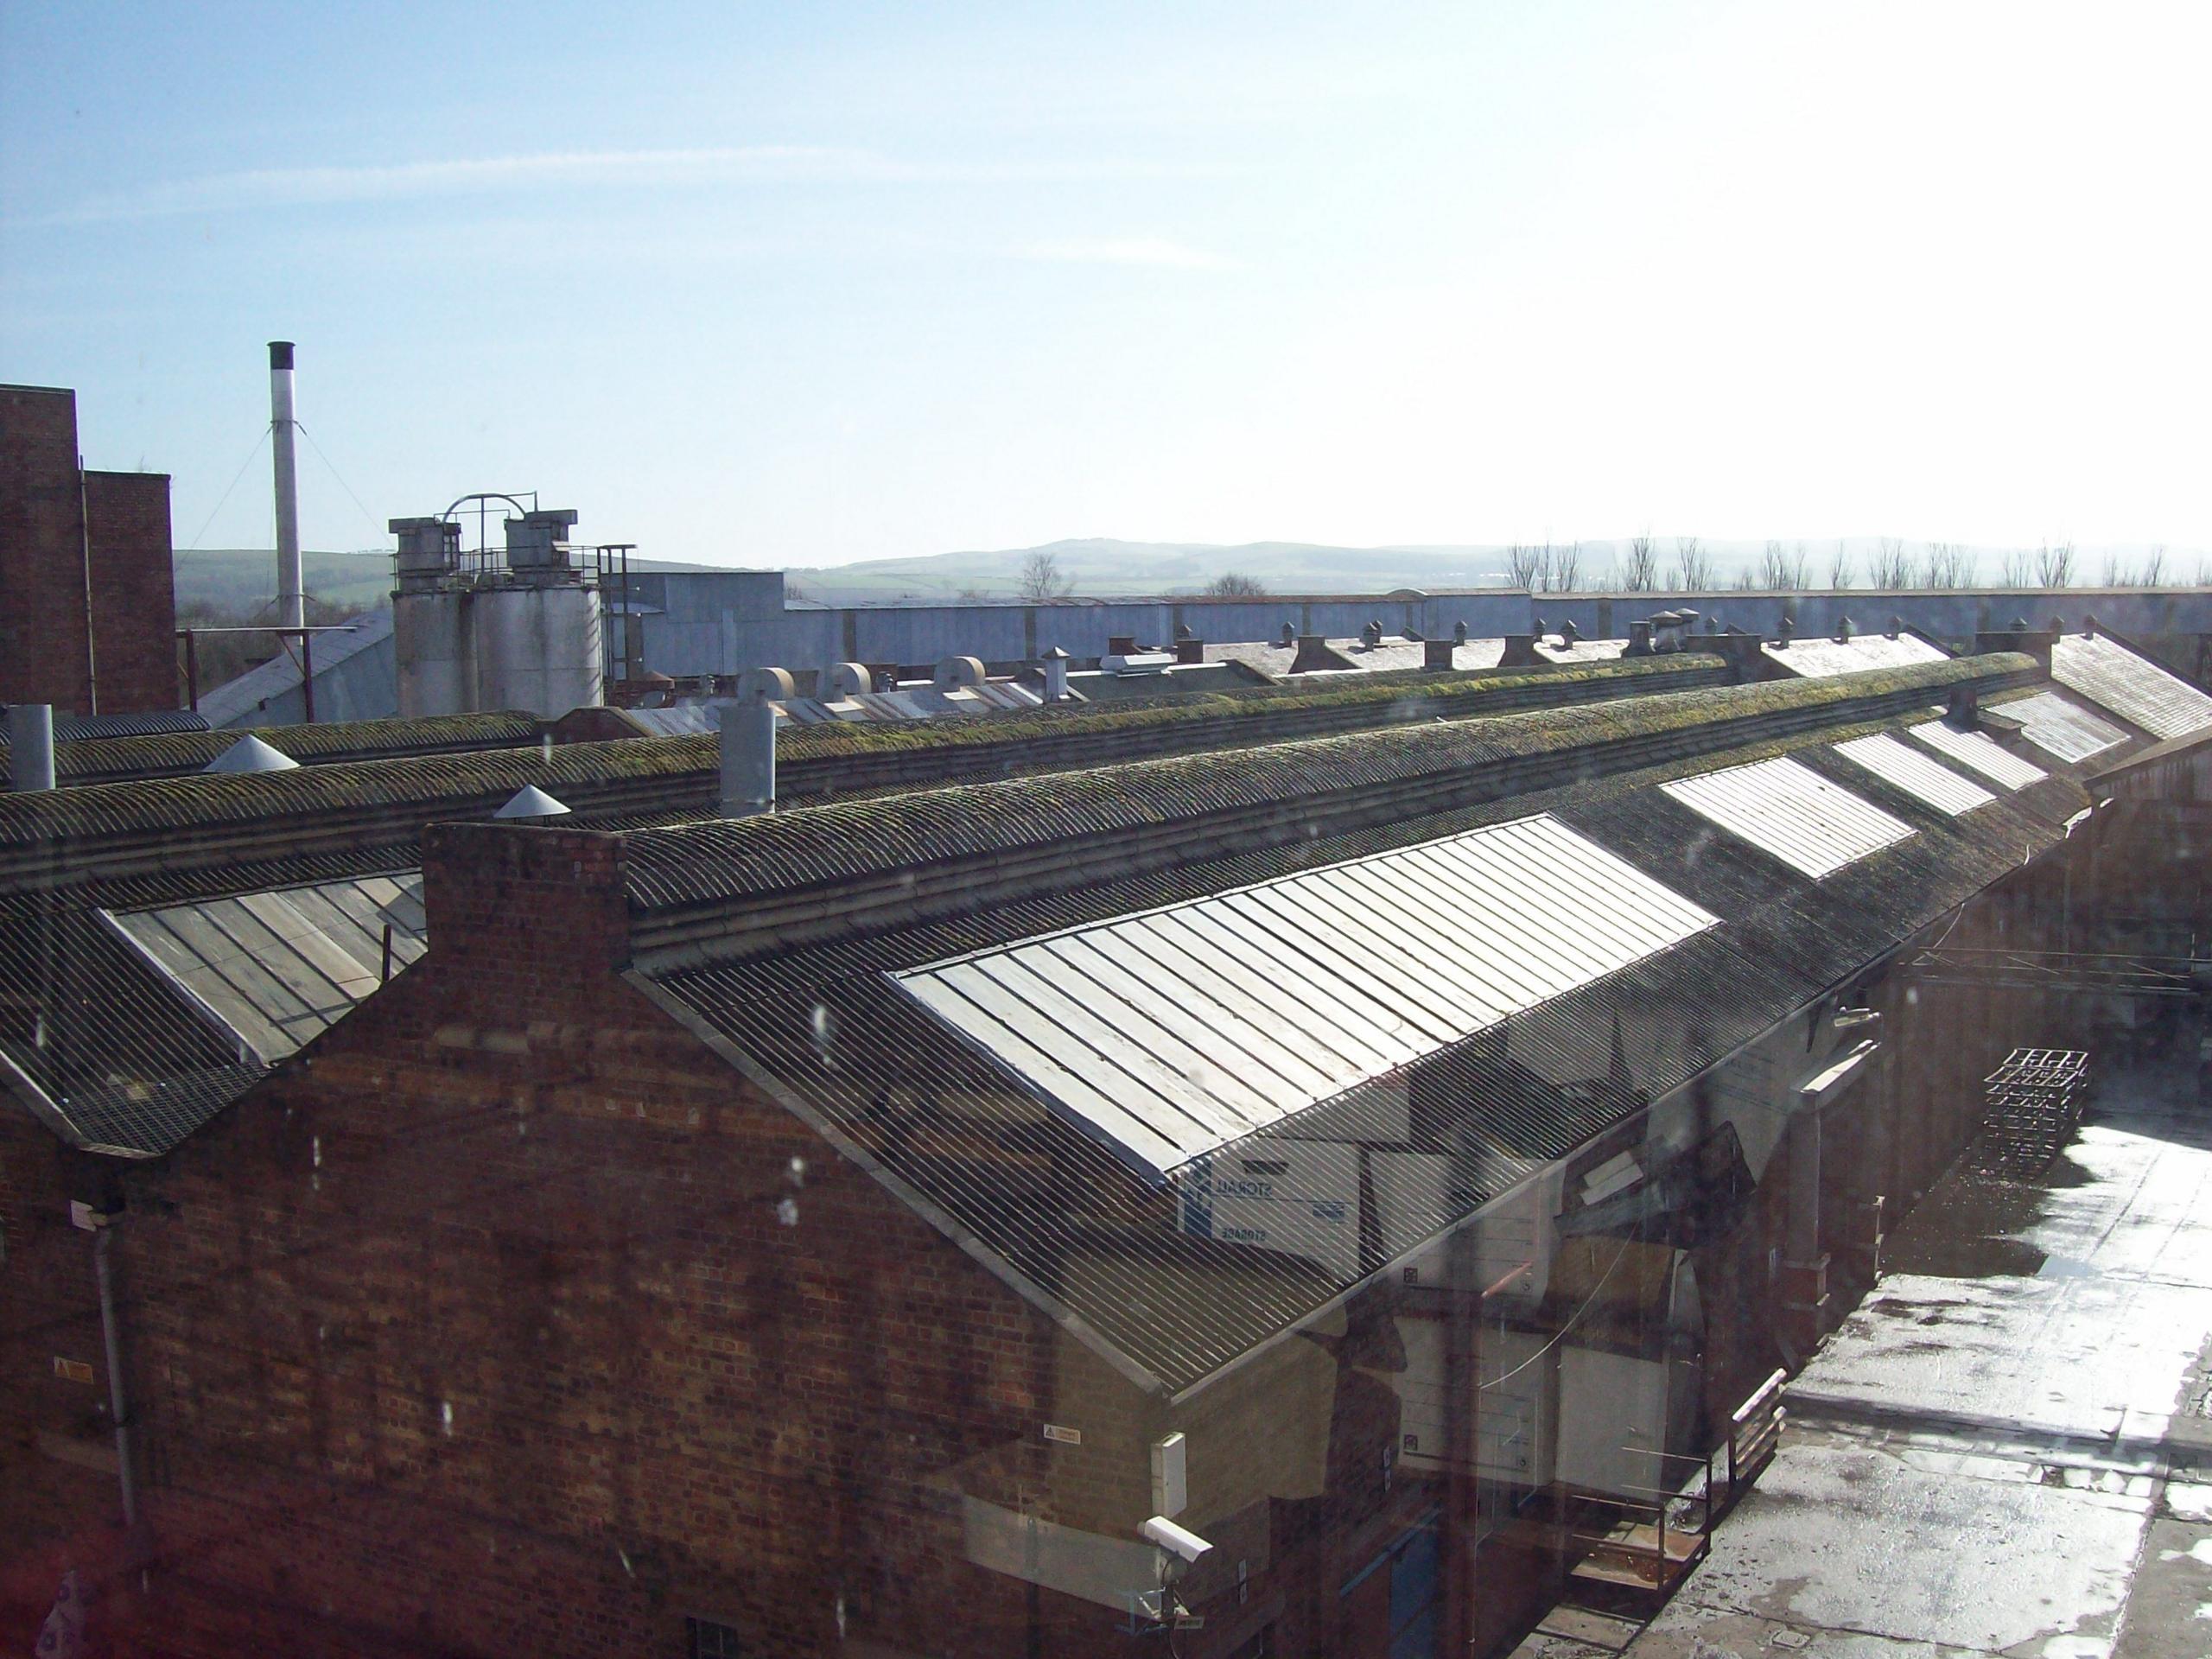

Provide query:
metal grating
left=1661, top=756, right=1915, bottom=878
left=1907, top=720, right=2049, bottom=789
left=893, top=814, right=1718, bottom=1179
left=1989, top=690, right=2132, bottom=765
left=2051, top=634, right=2212, bottom=741
left=103, top=873, right=428, bottom=1065
left=1832, top=734, right=1996, bottom=817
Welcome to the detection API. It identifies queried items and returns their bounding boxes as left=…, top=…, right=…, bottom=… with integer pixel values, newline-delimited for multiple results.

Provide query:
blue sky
left=5, top=2, right=2208, bottom=569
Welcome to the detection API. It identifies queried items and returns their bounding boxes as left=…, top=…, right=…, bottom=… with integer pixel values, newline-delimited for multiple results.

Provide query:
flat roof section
left=1832, top=733, right=1996, bottom=817
left=1989, top=690, right=2132, bottom=765
left=2051, top=632, right=2212, bottom=741
left=1908, top=718, right=2049, bottom=789
left=894, top=813, right=1718, bottom=1180
left=1662, top=756, right=1916, bottom=878
left=1761, top=632, right=1950, bottom=678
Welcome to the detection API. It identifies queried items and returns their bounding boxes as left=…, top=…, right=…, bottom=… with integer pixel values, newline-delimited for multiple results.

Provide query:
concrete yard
left=1623, top=1046, right=2212, bottom=1659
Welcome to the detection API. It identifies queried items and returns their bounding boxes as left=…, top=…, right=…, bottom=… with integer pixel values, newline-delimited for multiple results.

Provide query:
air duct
left=269, top=342, right=303, bottom=634
left=7, top=705, right=54, bottom=791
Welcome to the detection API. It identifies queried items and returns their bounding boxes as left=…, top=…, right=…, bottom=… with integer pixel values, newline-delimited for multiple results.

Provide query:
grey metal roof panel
left=1761, top=634, right=1949, bottom=678
left=2050, top=633, right=2212, bottom=741
left=103, top=872, right=429, bottom=1066
left=1660, top=755, right=1915, bottom=877
left=1907, top=720, right=2049, bottom=789
left=1987, top=690, right=2132, bottom=765
left=893, top=814, right=1718, bottom=1179
left=1831, top=734, right=1996, bottom=817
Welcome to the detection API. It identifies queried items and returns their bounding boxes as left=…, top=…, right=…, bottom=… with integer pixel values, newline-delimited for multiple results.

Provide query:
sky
left=4, top=1, right=2209, bottom=571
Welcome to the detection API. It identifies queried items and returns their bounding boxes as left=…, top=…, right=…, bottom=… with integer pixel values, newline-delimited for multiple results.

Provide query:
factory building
left=3, top=622, right=2207, bottom=1656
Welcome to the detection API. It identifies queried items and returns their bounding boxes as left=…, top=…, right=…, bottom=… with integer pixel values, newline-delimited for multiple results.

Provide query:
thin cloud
left=35, top=147, right=1229, bottom=226
left=1016, top=236, right=1238, bottom=271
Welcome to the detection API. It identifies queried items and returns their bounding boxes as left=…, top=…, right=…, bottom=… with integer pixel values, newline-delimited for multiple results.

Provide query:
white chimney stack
left=269, top=341, right=303, bottom=633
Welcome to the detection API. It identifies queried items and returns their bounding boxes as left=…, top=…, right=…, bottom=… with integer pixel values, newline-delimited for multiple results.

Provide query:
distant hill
left=788, top=537, right=2204, bottom=601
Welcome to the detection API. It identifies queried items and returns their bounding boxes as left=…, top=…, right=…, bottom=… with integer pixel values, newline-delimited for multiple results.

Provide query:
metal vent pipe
left=269, top=341, right=303, bottom=632
left=7, top=704, right=54, bottom=791
left=719, top=696, right=777, bottom=817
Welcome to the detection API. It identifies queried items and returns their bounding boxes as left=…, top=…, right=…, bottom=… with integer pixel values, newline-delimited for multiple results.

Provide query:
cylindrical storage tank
left=472, top=585, right=605, bottom=718
left=394, top=590, right=474, bottom=719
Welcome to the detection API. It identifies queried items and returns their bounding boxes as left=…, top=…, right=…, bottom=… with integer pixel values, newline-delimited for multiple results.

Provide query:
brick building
left=0, top=385, right=179, bottom=717
left=3, top=632, right=2210, bottom=1656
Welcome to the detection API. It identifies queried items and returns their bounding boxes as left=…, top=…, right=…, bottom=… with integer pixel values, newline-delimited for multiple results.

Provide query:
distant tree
left=1619, top=534, right=1658, bottom=593
left=1017, top=549, right=1073, bottom=602
left=1920, top=543, right=1968, bottom=589
left=2037, top=541, right=2075, bottom=588
left=1869, top=537, right=1912, bottom=589
left=2144, top=545, right=2167, bottom=587
left=1553, top=542, right=1582, bottom=593
left=1999, top=550, right=2031, bottom=588
left=1829, top=540, right=1854, bottom=589
left=1758, top=539, right=1808, bottom=591
left=2099, top=549, right=2124, bottom=588
left=1507, top=543, right=1554, bottom=593
left=1203, top=571, right=1268, bottom=597
left=1669, top=536, right=1713, bottom=591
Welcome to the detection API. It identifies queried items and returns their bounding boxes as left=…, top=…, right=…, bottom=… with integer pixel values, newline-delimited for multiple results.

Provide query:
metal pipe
left=78, top=460, right=99, bottom=714
left=718, top=696, right=776, bottom=817
left=94, top=1224, right=138, bottom=1529
left=8, top=704, right=55, bottom=791
left=270, top=341, right=303, bottom=634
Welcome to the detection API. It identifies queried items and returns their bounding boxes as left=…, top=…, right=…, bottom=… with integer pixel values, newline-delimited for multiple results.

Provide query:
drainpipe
left=92, top=1223, right=138, bottom=1529
left=79, top=460, right=99, bottom=715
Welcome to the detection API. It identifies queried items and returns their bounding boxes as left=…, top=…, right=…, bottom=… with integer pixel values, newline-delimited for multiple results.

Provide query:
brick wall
left=83, top=470, right=178, bottom=714
left=0, top=385, right=177, bottom=715
left=105, top=824, right=1154, bottom=1658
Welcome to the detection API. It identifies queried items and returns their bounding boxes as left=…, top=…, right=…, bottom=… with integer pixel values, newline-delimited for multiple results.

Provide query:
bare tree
left=1203, top=570, right=1268, bottom=597
left=1018, top=548, right=1073, bottom=601
left=2100, top=549, right=2124, bottom=588
left=2036, top=541, right=2075, bottom=588
left=1868, top=537, right=1911, bottom=589
left=1999, top=550, right=2031, bottom=587
left=1619, top=534, right=1658, bottom=593
left=1920, top=542, right=1968, bottom=589
left=1829, top=540, right=1854, bottom=589
left=1553, top=541, right=1582, bottom=593
left=2142, top=545, right=2166, bottom=587
left=1507, top=543, right=1554, bottom=593
left=1758, top=539, right=1809, bottom=591
left=1670, top=536, right=1714, bottom=591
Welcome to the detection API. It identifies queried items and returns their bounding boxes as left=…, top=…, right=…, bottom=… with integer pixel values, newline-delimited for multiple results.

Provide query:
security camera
left=1141, top=1516, right=1214, bottom=1565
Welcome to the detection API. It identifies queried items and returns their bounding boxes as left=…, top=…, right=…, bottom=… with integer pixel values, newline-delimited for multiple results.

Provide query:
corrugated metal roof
left=1988, top=690, right=2131, bottom=764
left=103, top=873, right=428, bottom=1065
left=1661, top=756, right=1915, bottom=877
left=1761, top=634, right=1949, bottom=678
left=2051, top=633, right=2212, bottom=741
left=893, top=814, right=1717, bottom=1179
left=1908, top=720, right=2050, bottom=789
left=1831, top=734, right=1995, bottom=816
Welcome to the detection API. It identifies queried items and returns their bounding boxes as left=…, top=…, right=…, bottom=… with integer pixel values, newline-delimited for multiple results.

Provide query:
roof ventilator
left=202, top=734, right=301, bottom=775
left=493, top=785, right=571, bottom=821
left=6, top=704, right=54, bottom=792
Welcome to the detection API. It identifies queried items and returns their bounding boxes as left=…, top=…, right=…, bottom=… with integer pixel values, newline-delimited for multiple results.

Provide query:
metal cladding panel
left=893, top=814, right=1718, bottom=1179
left=105, top=873, right=429, bottom=1065
left=1661, top=755, right=1915, bottom=877
left=1908, top=720, right=2050, bottom=789
left=1989, top=691, right=2131, bottom=764
left=1831, top=734, right=1996, bottom=817
left=1761, top=635, right=1948, bottom=678
left=2052, top=633, right=2212, bottom=741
